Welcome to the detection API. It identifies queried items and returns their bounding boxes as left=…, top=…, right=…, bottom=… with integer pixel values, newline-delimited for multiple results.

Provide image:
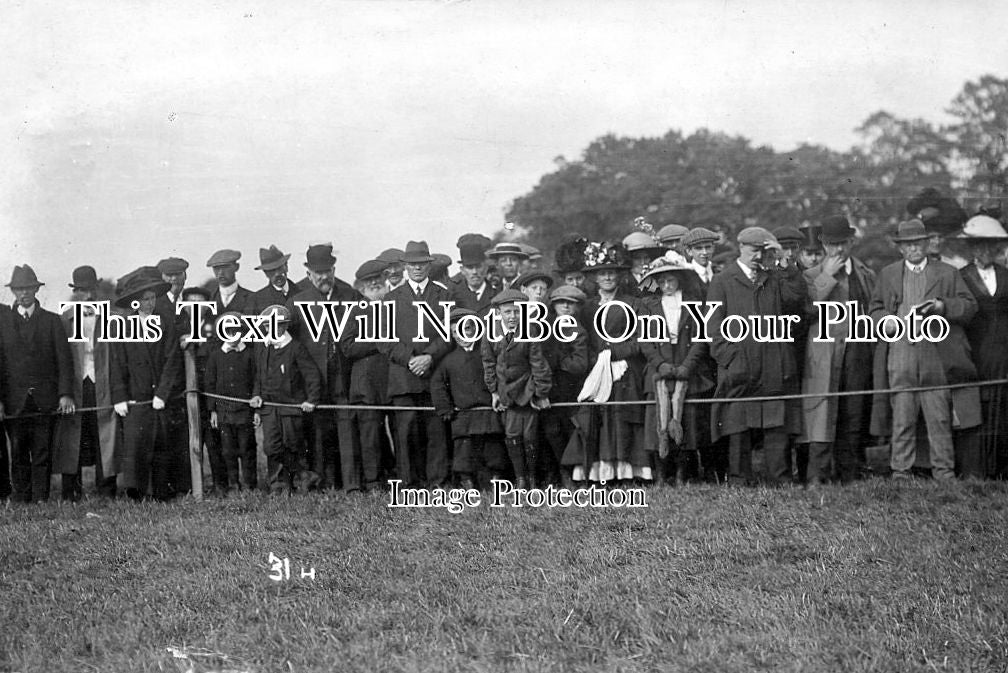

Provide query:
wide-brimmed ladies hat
left=638, top=251, right=698, bottom=285
left=581, top=240, right=630, bottom=272
left=955, top=214, right=1008, bottom=241
left=114, top=266, right=171, bottom=308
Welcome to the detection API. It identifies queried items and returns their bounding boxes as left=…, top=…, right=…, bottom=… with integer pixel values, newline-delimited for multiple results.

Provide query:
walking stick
left=184, top=347, right=204, bottom=500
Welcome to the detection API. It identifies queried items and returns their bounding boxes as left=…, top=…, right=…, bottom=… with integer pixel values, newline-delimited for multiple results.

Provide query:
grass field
left=2, top=479, right=1007, bottom=673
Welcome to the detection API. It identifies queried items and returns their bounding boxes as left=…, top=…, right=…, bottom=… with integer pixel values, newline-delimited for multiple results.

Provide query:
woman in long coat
left=958, top=215, right=1008, bottom=478
left=561, top=241, right=650, bottom=483
left=636, top=252, right=713, bottom=485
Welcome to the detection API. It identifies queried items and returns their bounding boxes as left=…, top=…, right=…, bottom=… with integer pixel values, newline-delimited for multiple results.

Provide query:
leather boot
left=524, top=443, right=540, bottom=489
left=506, top=438, right=527, bottom=489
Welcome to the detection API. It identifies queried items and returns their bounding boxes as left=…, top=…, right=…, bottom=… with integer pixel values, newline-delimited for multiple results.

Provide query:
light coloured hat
left=956, top=214, right=1008, bottom=241
left=622, top=231, right=664, bottom=254
left=737, top=226, right=782, bottom=251
left=656, top=223, right=690, bottom=244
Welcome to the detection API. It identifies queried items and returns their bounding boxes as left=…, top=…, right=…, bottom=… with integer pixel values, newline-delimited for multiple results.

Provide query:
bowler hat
left=255, top=245, right=291, bottom=271
left=304, top=244, right=337, bottom=271
left=549, top=284, right=587, bottom=304
left=356, top=259, right=389, bottom=281
left=206, top=249, right=241, bottom=268
left=7, top=264, right=44, bottom=289
left=819, top=215, right=857, bottom=244
left=491, top=288, right=527, bottom=306
left=401, top=241, right=435, bottom=264
left=890, top=219, right=931, bottom=242
left=458, top=243, right=487, bottom=266
left=486, top=242, right=529, bottom=259
left=69, top=265, right=99, bottom=290
left=114, top=267, right=171, bottom=308
left=680, top=228, right=719, bottom=249
left=156, top=257, right=189, bottom=275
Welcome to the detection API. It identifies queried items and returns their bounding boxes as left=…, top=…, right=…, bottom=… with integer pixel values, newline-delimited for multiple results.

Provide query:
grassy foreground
left=1, top=479, right=1007, bottom=673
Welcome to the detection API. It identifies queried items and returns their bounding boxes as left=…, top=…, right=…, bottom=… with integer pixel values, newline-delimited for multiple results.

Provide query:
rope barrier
left=5, top=378, right=1007, bottom=419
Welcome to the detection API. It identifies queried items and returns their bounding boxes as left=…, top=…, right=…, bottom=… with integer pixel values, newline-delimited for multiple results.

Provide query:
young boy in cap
left=207, top=249, right=252, bottom=314
left=431, top=307, right=504, bottom=489
left=205, top=312, right=258, bottom=491
left=680, top=228, right=719, bottom=287
left=540, top=285, right=589, bottom=487
left=482, top=288, right=552, bottom=488
left=249, top=304, right=322, bottom=494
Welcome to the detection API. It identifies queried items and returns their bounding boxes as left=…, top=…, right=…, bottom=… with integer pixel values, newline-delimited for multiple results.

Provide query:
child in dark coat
left=481, top=289, right=552, bottom=488
left=249, top=305, right=322, bottom=494
left=204, top=312, right=258, bottom=491
left=431, top=307, right=504, bottom=489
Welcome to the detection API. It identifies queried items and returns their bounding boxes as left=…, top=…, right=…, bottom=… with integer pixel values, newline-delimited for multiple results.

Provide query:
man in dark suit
left=287, top=243, right=364, bottom=491
left=708, top=228, right=808, bottom=485
left=681, top=228, right=718, bottom=289
left=109, top=267, right=185, bottom=500
left=207, top=249, right=253, bottom=316
left=0, top=265, right=76, bottom=502
left=869, top=219, right=978, bottom=481
left=381, top=241, right=454, bottom=487
left=155, top=257, right=189, bottom=319
left=249, top=245, right=298, bottom=315
left=449, top=243, right=500, bottom=317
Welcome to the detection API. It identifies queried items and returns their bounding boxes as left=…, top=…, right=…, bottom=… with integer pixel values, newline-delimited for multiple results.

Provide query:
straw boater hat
left=955, top=215, right=1008, bottom=241
left=638, top=251, right=700, bottom=292
left=114, top=266, right=171, bottom=308
left=486, top=242, right=529, bottom=260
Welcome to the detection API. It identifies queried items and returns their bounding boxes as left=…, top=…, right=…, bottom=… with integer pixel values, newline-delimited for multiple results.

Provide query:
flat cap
left=206, top=249, right=241, bottom=267
left=156, top=257, right=189, bottom=274
left=356, top=259, right=389, bottom=281
left=491, top=288, right=527, bottom=306
left=680, top=227, right=719, bottom=248
left=549, top=284, right=587, bottom=304
left=449, top=306, right=477, bottom=322
left=260, top=303, right=291, bottom=323
left=771, top=227, right=804, bottom=245
left=656, top=224, right=690, bottom=243
left=377, top=248, right=405, bottom=265
left=737, top=227, right=781, bottom=249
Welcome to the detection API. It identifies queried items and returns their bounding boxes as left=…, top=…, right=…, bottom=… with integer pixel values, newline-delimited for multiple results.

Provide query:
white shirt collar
left=843, top=259, right=853, bottom=275
left=737, top=259, right=756, bottom=281
left=222, top=340, right=246, bottom=353
left=17, top=303, right=36, bottom=318
left=691, top=259, right=712, bottom=280
left=905, top=258, right=928, bottom=273
left=469, top=281, right=487, bottom=298
left=219, top=281, right=238, bottom=298
left=409, top=278, right=429, bottom=294
left=271, top=332, right=293, bottom=350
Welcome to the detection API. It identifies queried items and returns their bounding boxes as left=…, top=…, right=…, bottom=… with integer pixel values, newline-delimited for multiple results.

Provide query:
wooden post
left=184, top=347, right=203, bottom=500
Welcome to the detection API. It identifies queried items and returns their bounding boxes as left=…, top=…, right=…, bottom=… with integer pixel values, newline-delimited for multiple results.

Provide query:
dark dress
left=961, top=263, right=1008, bottom=478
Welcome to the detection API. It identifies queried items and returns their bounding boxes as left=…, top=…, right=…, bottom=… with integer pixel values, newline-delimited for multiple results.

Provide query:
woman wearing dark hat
left=957, top=215, right=1008, bottom=478
left=561, top=241, right=651, bottom=484
left=108, top=266, right=185, bottom=500
left=553, top=236, right=590, bottom=291
left=636, top=253, right=712, bottom=485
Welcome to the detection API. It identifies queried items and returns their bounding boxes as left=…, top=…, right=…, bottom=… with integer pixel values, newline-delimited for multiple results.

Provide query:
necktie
left=21, top=311, right=29, bottom=321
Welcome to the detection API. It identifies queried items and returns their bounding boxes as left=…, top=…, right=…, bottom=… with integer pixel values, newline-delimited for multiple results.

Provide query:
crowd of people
left=2, top=187, right=1007, bottom=502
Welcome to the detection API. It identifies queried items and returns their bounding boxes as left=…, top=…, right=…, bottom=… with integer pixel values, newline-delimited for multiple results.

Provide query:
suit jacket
left=0, top=303, right=75, bottom=415
left=109, top=313, right=185, bottom=405
left=449, top=277, right=501, bottom=317
left=707, top=262, right=808, bottom=439
left=252, top=338, right=321, bottom=416
left=205, top=344, right=256, bottom=424
left=52, top=307, right=120, bottom=475
left=212, top=284, right=253, bottom=316
left=380, top=280, right=454, bottom=398
left=869, top=258, right=979, bottom=434
left=249, top=282, right=299, bottom=316
left=287, top=278, right=362, bottom=401
left=541, top=320, right=589, bottom=404
left=481, top=329, right=551, bottom=407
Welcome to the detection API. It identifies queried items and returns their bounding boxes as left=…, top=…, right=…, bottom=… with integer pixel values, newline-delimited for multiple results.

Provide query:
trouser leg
left=728, top=432, right=753, bottom=484
left=762, top=429, right=791, bottom=485
left=392, top=397, right=422, bottom=486
left=919, top=389, right=954, bottom=480
left=336, top=407, right=362, bottom=492
left=806, top=441, right=832, bottom=484
left=890, top=392, right=920, bottom=475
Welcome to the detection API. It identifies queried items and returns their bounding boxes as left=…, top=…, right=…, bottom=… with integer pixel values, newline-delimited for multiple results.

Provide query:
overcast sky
left=3, top=0, right=1007, bottom=304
